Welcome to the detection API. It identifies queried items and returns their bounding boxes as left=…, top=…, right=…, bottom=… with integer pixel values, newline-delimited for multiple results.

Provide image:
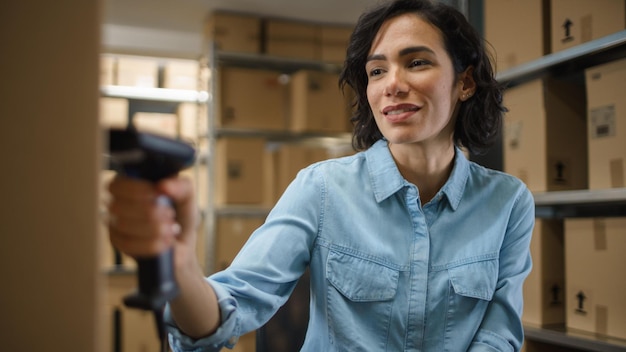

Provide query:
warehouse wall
left=0, top=1, right=104, bottom=351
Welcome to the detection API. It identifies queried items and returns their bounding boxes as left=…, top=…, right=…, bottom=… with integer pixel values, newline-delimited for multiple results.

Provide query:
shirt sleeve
left=165, top=280, right=239, bottom=351
left=165, top=165, right=324, bottom=351
left=469, top=185, right=535, bottom=352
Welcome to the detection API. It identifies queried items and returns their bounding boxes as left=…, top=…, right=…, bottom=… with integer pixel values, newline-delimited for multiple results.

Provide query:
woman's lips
left=382, top=104, right=419, bottom=123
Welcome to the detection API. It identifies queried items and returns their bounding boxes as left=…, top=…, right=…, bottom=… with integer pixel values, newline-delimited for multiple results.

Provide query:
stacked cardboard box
left=289, top=70, right=352, bottom=134
left=564, top=217, right=626, bottom=340
left=550, top=0, right=626, bottom=54
left=205, top=11, right=262, bottom=54
left=205, top=11, right=353, bottom=64
left=502, top=76, right=587, bottom=329
left=483, top=0, right=550, bottom=73
left=585, top=58, right=626, bottom=190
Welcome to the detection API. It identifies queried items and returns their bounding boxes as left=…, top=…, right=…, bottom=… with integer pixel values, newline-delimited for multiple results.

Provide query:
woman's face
left=365, top=13, right=468, bottom=149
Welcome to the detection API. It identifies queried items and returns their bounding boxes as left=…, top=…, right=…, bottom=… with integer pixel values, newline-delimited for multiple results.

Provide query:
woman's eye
left=369, top=68, right=384, bottom=77
left=409, top=59, right=429, bottom=68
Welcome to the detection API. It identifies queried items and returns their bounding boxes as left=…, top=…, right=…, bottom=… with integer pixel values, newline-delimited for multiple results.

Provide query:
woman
left=108, top=0, right=535, bottom=350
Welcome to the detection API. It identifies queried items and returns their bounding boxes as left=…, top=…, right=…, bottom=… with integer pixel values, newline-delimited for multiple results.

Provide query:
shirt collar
left=364, top=139, right=469, bottom=210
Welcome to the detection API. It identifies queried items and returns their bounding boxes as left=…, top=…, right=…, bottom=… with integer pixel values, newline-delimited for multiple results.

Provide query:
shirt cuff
left=164, top=278, right=240, bottom=352
left=468, top=329, right=514, bottom=352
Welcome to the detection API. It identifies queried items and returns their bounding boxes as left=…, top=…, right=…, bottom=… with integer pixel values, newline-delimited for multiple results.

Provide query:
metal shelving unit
left=100, top=80, right=211, bottom=273
left=496, top=30, right=626, bottom=351
left=203, top=47, right=355, bottom=272
left=497, top=30, right=626, bottom=88
left=524, top=324, right=626, bottom=352
left=534, top=188, right=626, bottom=219
left=215, top=50, right=342, bottom=73
left=100, top=85, right=210, bottom=103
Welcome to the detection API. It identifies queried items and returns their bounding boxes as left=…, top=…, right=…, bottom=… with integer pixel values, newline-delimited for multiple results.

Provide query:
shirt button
left=228, top=336, right=239, bottom=345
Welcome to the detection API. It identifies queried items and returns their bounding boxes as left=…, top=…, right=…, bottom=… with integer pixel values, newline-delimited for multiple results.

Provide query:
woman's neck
left=389, top=142, right=456, bottom=205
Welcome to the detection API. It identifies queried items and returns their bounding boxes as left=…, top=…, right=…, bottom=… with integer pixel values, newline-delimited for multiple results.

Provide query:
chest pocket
left=326, top=250, right=399, bottom=301
left=448, top=257, right=498, bottom=301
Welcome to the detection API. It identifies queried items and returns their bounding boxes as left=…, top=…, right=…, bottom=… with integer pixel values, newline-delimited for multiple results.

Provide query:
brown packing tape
left=592, top=218, right=607, bottom=251
left=610, top=158, right=625, bottom=188
left=595, top=305, right=609, bottom=336
left=580, top=14, right=593, bottom=43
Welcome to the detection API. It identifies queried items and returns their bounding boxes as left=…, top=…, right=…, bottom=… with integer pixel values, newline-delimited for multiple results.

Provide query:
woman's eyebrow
left=366, top=45, right=435, bottom=63
left=399, top=45, right=435, bottom=56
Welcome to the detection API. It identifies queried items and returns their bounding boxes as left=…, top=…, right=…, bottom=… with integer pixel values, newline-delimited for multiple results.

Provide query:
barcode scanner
left=107, top=127, right=196, bottom=352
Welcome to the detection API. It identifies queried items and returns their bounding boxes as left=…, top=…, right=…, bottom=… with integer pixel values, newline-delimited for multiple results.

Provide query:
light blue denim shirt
left=166, top=139, right=535, bottom=352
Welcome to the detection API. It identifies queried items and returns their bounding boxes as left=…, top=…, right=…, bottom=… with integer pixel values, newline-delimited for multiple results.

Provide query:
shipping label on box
left=551, top=0, right=626, bottom=53
left=565, top=218, right=626, bottom=340
left=585, top=58, right=626, bottom=190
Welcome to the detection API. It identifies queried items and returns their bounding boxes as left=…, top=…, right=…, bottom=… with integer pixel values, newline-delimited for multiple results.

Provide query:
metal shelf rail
left=534, top=188, right=626, bottom=219
left=496, top=29, right=626, bottom=87
left=524, top=324, right=626, bottom=352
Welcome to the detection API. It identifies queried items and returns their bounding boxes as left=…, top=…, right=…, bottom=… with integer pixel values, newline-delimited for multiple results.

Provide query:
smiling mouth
left=385, top=107, right=418, bottom=115
left=383, top=105, right=419, bottom=116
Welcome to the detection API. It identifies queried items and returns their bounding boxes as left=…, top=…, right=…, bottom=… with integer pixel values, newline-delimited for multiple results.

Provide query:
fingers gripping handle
left=107, top=128, right=196, bottom=349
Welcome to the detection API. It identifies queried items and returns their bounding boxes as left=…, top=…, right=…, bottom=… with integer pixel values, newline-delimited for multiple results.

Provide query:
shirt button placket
left=404, top=186, right=430, bottom=351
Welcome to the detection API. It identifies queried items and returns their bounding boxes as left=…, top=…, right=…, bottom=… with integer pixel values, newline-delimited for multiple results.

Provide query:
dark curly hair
left=339, top=0, right=506, bottom=154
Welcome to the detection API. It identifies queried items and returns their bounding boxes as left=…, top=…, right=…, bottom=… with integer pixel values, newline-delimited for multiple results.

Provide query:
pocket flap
left=449, top=259, right=498, bottom=301
left=327, top=250, right=399, bottom=302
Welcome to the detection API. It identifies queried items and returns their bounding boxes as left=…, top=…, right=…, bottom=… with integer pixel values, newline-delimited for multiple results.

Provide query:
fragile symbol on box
left=550, top=284, right=563, bottom=306
left=561, top=19, right=574, bottom=43
left=575, top=290, right=588, bottom=315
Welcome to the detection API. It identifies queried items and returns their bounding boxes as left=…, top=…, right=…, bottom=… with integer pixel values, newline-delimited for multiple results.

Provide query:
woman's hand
left=107, top=174, right=199, bottom=267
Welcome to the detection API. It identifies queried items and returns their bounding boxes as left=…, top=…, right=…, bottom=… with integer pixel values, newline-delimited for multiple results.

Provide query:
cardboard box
left=551, top=0, right=626, bottom=53
left=99, top=170, right=136, bottom=270
left=177, top=102, right=208, bottom=141
left=265, top=19, right=319, bottom=60
left=585, top=58, right=626, bottom=190
left=503, top=78, right=588, bottom=192
left=103, top=275, right=160, bottom=352
left=269, top=142, right=354, bottom=203
left=163, top=59, right=199, bottom=90
left=132, top=112, right=178, bottom=139
left=100, top=55, right=116, bottom=86
left=215, top=216, right=264, bottom=270
left=565, top=217, right=626, bottom=340
left=483, top=0, right=549, bottom=72
left=219, top=67, right=288, bottom=131
left=319, top=25, right=353, bottom=63
left=205, top=11, right=261, bottom=54
left=99, top=97, right=128, bottom=129
left=289, top=70, right=351, bottom=134
left=522, top=340, right=581, bottom=352
left=116, top=56, right=159, bottom=88
left=522, top=219, right=565, bottom=327
left=214, top=137, right=267, bottom=205
left=274, top=143, right=329, bottom=202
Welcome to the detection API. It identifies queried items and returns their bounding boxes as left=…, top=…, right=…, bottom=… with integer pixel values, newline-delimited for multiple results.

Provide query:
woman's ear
left=459, top=66, right=476, bottom=101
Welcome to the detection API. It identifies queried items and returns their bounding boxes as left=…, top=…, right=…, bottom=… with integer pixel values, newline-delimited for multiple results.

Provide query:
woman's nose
left=383, top=69, right=409, bottom=97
